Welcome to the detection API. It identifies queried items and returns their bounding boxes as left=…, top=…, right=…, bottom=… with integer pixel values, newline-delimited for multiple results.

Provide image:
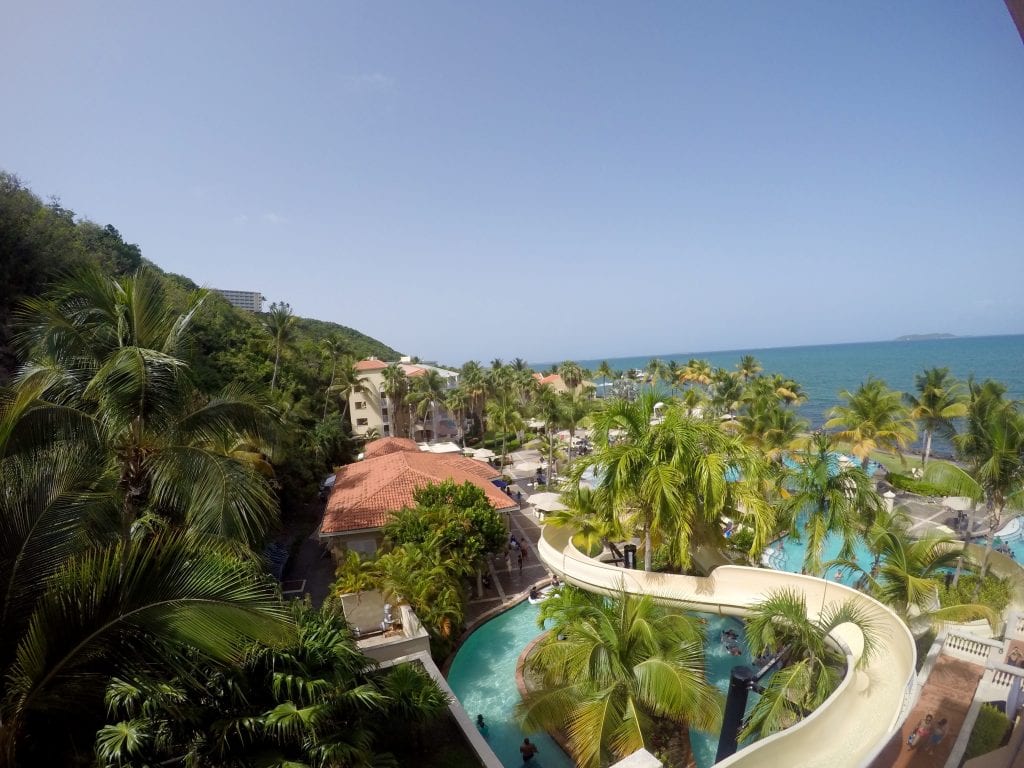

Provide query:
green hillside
left=0, top=170, right=399, bottom=509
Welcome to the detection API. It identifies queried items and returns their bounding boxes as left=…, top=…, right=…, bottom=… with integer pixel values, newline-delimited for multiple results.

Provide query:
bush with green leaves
left=888, top=473, right=952, bottom=498
left=964, top=703, right=1011, bottom=760
left=940, top=574, right=1012, bottom=614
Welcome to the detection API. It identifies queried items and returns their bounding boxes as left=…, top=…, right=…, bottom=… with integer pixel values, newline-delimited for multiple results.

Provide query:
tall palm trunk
left=643, top=526, right=653, bottom=571
left=923, top=429, right=933, bottom=466
left=974, top=500, right=1002, bottom=600
left=322, top=356, right=338, bottom=421
left=270, top=344, right=281, bottom=392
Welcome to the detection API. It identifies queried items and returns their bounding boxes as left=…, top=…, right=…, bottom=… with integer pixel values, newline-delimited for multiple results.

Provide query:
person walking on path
left=517, top=550, right=524, bottom=573
left=908, top=713, right=933, bottom=749
left=520, top=540, right=529, bottom=562
left=925, top=718, right=949, bottom=755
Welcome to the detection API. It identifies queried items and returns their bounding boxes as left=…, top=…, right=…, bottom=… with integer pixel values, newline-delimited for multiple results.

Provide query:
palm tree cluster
left=573, top=393, right=777, bottom=571
left=1, top=268, right=292, bottom=765
left=95, top=600, right=451, bottom=767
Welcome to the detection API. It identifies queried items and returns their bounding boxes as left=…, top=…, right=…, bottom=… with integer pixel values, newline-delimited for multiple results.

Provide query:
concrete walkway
left=466, top=485, right=557, bottom=627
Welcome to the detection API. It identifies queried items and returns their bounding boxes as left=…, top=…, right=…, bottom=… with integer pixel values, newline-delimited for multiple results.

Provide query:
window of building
left=354, top=401, right=366, bottom=410
left=356, top=418, right=369, bottom=426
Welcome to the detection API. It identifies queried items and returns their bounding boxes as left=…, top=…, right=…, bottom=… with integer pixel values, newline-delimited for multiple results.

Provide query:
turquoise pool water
left=447, top=600, right=759, bottom=768
left=762, top=525, right=874, bottom=585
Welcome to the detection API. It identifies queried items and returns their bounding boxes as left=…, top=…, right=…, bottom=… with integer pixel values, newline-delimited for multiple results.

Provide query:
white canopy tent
left=527, top=492, right=567, bottom=513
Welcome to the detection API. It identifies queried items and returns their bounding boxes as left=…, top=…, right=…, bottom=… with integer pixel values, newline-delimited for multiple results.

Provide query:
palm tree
left=645, top=357, right=664, bottom=389
left=581, top=394, right=775, bottom=571
left=926, top=380, right=1024, bottom=591
left=780, top=432, right=884, bottom=576
left=825, top=378, right=916, bottom=469
left=487, top=396, right=524, bottom=467
left=830, top=528, right=993, bottom=627
left=596, top=360, right=614, bottom=396
left=558, top=360, right=585, bottom=392
left=263, top=301, right=296, bottom=392
left=409, top=368, right=448, bottom=440
left=710, top=368, right=744, bottom=417
left=546, top=485, right=617, bottom=556
left=741, top=588, right=880, bottom=739
left=459, top=360, right=487, bottom=440
left=681, top=358, right=713, bottom=394
left=520, top=587, right=722, bottom=768
left=14, top=268, right=281, bottom=547
left=736, top=354, right=762, bottom=381
left=559, top=388, right=592, bottom=461
left=904, top=367, right=967, bottom=465
left=445, top=386, right=470, bottom=447
left=380, top=363, right=410, bottom=438
left=327, top=357, right=370, bottom=425
left=320, top=335, right=347, bottom=420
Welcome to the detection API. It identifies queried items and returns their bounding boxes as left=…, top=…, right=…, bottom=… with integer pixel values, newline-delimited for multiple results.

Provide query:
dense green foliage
left=335, top=480, right=506, bottom=655
left=1, top=171, right=399, bottom=513
left=940, top=574, right=1013, bottom=615
left=521, top=587, right=721, bottom=768
left=964, top=703, right=1011, bottom=760
left=887, top=472, right=952, bottom=497
left=95, top=600, right=451, bottom=768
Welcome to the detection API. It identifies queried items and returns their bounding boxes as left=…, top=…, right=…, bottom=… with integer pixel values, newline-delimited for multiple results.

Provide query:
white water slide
left=537, top=525, right=917, bottom=768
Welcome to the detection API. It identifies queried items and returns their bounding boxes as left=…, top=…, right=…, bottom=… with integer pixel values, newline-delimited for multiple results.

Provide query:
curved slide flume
left=538, top=525, right=917, bottom=768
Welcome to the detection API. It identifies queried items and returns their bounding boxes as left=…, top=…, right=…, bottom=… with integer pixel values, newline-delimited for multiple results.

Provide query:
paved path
left=870, top=656, right=986, bottom=768
left=466, top=484, right=556, bottom=627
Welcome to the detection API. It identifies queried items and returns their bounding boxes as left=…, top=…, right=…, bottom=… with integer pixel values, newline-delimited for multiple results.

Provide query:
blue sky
left=3, top=2, right=1022, bottom=364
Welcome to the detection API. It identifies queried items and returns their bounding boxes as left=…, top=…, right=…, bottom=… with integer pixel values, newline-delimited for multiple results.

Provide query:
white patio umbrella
left=513, top=460, right=544, bottom=474
left=472, top=448, right=496, bottom=460
left=527, top=492, right=567, bottom=513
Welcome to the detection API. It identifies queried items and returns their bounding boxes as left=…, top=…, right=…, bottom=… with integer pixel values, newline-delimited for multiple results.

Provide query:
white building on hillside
left=348, top=357, right=460, bottom=441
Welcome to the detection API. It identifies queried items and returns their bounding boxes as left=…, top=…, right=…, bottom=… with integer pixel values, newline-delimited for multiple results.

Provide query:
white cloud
left=339, top=73, right=396, bottom=94
left=263, top=212, right=288, bottom=225
left=232, top=213, right=249, bottom=224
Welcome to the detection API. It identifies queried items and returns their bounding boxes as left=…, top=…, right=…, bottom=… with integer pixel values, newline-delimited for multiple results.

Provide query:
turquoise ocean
left=567, top=334, right=1024, bottom=458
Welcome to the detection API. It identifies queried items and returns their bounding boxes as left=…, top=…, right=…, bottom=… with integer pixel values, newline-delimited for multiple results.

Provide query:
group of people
left=721, top=628, right=743, bottom=656
left=508, top=534, right=529, bottom=572
left=907, top=712, right=950, bottom=754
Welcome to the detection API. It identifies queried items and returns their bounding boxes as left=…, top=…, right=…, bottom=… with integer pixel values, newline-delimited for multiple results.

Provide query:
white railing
left=538, top=524, right=917, bottom=768
left=942, top=630, right=1003, bottom=665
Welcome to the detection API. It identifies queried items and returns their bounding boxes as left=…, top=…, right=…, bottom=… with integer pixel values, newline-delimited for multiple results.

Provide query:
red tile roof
left=321, top=451, right=513, bottom=535
left=355, top=359, right=389, bottom=371
left=363, top=437, right=419, bottom=459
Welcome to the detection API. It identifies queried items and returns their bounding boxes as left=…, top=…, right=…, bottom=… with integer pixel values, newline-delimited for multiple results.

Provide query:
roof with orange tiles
left=537, top=373, right=564, bottom=386
left=321, top=451, right=514, bottom=535
left=354, top=359, right=389, bottom=372
left=402, top=364, right=426, bottom=377
left=362, top=437, right=420, bottom=459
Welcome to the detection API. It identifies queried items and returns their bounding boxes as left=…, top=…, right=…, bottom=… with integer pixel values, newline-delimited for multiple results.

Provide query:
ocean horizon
left=540, top=334, right=1024, bottom=457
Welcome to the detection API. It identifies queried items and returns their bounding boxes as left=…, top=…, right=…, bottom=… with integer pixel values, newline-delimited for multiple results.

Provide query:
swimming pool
left=447, top=600, right=759, bottom=768
left=762, top=523, right=875, bottom=586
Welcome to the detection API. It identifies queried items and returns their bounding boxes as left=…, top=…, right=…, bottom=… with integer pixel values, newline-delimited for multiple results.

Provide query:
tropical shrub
left=888, top=473, right=951, bottom=498
left=964, top=703, right=1011, bottom=760
left=940, top=574, right=1012, bottom=615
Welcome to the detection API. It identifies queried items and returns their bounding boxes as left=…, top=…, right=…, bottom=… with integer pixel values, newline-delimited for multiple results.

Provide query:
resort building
left=532, top=372, right=571, bottom=393
left=319, top=437, right=517, bottom=556
left=348, top=357, right=460, bottom=441
left=214, top=288, right=265, bottom=312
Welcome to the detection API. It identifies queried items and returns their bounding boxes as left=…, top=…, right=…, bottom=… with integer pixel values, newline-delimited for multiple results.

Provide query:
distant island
left=895, top=333, right=957, bottom=341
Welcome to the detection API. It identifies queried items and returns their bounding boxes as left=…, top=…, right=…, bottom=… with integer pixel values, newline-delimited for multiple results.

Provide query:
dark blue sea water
left=561, top=335, right=1024, bottom=458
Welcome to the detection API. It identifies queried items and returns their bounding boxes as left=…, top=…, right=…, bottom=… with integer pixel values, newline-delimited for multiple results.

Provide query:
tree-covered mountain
left=1, top=170, right=400, bottom=511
